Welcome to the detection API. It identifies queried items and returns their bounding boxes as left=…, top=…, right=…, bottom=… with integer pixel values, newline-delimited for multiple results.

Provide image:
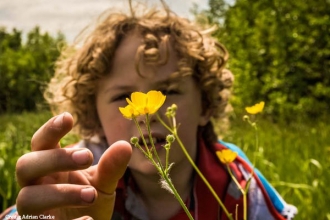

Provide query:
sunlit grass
left=0, top=111, right=329, bottom=219
left=223, top=115, right=330, bottom=219
left=0, top=111, right=79, bottom=211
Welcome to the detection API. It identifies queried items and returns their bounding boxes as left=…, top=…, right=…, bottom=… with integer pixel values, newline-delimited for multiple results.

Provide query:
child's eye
left=111, top=93, right=130, bottom=102
left=161, top=89, right=180, bottom=95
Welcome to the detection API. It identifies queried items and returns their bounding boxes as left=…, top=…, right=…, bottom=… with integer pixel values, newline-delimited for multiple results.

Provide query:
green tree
left=0, top=27, right=66, bottom=113
left=205, top=0, right=330, bottom=118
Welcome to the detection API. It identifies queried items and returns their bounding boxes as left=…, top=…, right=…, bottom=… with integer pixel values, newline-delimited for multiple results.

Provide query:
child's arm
left=15, top=113, right=132, bottom=219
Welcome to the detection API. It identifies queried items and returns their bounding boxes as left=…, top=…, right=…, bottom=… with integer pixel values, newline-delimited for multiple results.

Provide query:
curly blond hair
left=44, top=1, right=234, bottom=146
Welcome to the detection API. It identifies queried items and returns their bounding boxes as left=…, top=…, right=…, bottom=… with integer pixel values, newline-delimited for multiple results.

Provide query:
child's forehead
left=111, top=31, right=180, bottom=75
left=115, top=31, right=170, bottom=56
left=107, top=75, right=182, bottom=90
left=114, top=33, right=144, bottom=59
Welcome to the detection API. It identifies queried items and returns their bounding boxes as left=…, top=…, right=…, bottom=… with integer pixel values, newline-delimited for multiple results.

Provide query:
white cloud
left=0, top=0, right=209, bottom=42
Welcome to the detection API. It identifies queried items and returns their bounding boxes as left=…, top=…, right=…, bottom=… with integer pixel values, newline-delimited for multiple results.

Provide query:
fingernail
left=53, top=113, right=65, bottom=128
left=81, top=188, right=95, bottom=203
left=72, top=150, right=90, bottom=165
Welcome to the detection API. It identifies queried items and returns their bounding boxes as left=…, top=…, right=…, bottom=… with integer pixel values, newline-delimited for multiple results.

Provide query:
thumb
left=93, top=140, right=132, bottom=194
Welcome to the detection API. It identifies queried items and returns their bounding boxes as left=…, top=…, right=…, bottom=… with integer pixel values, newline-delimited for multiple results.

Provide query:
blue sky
left=0, top=0, right=209, bottom=42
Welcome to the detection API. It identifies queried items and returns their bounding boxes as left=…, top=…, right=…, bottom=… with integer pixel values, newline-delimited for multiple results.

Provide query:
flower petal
left=216, top=149, right=238, bottom=164
left=245, top=101, right=265, bottom=114
left=119, top=105, right=139, bottom=119
left=126, top=92, right=148, bottom=114
left=120, top=90, right=166, bottom=118
left=146, top=90, right=166, bottom=114
left=131, top=92, right=147, bottom=108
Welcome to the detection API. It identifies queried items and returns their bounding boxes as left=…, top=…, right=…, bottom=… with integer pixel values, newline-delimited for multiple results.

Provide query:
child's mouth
left=138, top=136, right=166, bottom=151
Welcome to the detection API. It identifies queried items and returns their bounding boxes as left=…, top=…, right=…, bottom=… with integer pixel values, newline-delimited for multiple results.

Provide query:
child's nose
left=136, top=113, right=157, bottom=125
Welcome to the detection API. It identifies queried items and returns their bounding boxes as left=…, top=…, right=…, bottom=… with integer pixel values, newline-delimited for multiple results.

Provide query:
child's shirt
left=108, top=138, right=298, bottom=220
left=0, top=139, right=297, bottom=220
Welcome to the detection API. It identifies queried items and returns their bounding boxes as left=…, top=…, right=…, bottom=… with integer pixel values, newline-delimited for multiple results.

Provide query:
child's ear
left=198, top=109, right=213, bottom=126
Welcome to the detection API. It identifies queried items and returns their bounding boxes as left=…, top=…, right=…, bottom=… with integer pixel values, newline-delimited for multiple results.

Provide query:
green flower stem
left=226, top=164, right=247, bottom=220
left=245, top=117, right=259, bottom=168
left=250, top=122, right=259, bottom=169
left=133, top=118, right=152, bottom=157
left=244, top=116, right=258, bottom=192
left=165, top=147, right=170, bottom=171
left=157, top=114, right=233, bottom=220
left=176, top=134, right=233, bottom=220
left=133, top=116, right=194, bottom=220
left=161, top=172, right=194, bottom=220
left=146, top=114, right=164, bottom=169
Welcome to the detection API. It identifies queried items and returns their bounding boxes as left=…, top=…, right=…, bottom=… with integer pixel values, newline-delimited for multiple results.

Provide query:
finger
left=16, top=148, right=93, bottom=187
left=16, top=184, right=98, bottom=215
left=31, top=112, right=73, bottom=151
left=93, top=140, right=132, bottom=194
left=73, top=217, right=94, bottom=220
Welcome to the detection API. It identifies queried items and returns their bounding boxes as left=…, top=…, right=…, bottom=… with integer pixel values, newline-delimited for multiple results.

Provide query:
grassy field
left=223, top=114, right=330, bottom=219
left=0, top=111, right=329, bottom=219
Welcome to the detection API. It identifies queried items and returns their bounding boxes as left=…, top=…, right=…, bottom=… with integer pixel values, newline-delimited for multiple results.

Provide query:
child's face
left=96, top=33, right=210, bottom=175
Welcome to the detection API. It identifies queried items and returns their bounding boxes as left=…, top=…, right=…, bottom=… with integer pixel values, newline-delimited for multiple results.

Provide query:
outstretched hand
left=15, top=112, right=132, bottom=219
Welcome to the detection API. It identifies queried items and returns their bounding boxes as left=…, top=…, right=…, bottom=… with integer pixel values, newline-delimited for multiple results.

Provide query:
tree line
left=203, top=0, right=330, bottom=118
left=1, top=0, right=329, bottom=119
left=0, top=27, right=65, bottom=113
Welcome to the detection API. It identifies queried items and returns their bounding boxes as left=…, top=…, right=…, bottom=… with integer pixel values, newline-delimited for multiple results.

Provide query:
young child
left=1, top=1, right=297, bottom=220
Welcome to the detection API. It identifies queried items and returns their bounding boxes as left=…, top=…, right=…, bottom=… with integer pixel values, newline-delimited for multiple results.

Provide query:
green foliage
left=0, top=111, right=79, bottom=211
left=205, top=0, right=330, bottom=118
left=0, top=27, right=66, bottom=113
left=223, top=115, right=330, bottom=219
left=1, top=112, right=329, bottom=219
left=0, top=111, right=50, bottom=210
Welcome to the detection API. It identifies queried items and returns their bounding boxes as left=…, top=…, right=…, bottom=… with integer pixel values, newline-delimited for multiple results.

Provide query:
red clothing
left=0, top=139, right=297, bottom=220
left=113, top=139, right=245, bottom=220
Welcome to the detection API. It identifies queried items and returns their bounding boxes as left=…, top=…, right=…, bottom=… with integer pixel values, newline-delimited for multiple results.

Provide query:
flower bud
left=130, top=137, right=139, bottom=145
left=164, top=143, right=171, bottom=150
left=166, top=134, right=175, bottom=143
left=166, top=106, right=173, bottom=113
left=243, top=115, right=249, bottom=121
left=171, top=104, right=178, bottom=111
left=165, top=111, right=172, bottom=118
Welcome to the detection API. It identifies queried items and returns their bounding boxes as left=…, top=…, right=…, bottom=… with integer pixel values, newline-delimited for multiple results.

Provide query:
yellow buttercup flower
left=245, top=101, right=265, bottom=114
left=119, top=105, right=140, bottom=119
left=145, top=90, right=166, bottom=114
left=119, top=90, right=166, bottom=119
left=216, top=149, right=238, bottom=164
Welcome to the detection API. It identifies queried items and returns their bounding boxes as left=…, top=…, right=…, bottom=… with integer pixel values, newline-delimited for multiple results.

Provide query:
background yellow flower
left=245, top=101, right=265, bottom=114
left=216, top=149, right=238, bottom=164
